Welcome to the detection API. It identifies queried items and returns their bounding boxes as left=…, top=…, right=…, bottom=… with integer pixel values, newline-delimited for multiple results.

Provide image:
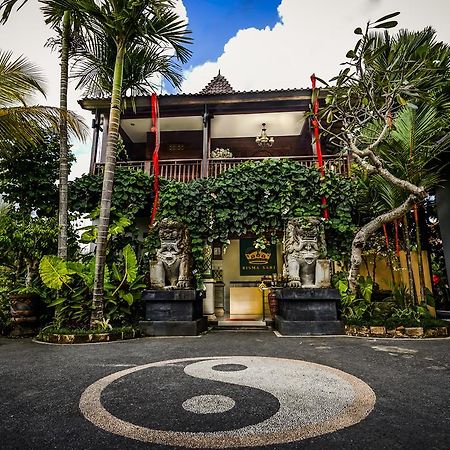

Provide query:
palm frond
left=0, top=105, right=87, bottom=149
left=0, top=0, right=27, bottom=24
left=145, top=7, right=192, bottom=64
left=72, top=32, right=183, bottom=96
left=0, top=50, right=46, bottom=106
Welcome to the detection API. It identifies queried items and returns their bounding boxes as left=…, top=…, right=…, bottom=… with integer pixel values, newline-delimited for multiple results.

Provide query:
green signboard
left=239, top=238, right=277, bottom=276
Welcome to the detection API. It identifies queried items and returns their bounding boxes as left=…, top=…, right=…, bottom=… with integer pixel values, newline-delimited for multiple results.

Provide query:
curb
left=35, top=329, right=140, bottom=345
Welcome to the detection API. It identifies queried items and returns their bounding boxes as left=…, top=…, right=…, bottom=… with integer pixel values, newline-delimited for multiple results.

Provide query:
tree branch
left=348, top=193, right=417, bottom=291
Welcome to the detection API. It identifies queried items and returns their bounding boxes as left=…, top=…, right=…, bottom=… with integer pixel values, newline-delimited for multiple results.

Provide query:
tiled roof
left=199, top=71, right=235, bottom=95
left=80, top=87, right=310, bottom=101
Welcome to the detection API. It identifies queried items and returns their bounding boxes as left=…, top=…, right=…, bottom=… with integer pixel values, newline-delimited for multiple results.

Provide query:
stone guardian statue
left=283, top=217, right=330, bottom=288
left=149, top=219, right=193, bottom=289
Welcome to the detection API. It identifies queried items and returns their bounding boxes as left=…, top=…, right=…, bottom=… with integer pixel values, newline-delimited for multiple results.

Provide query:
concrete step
left=213, top=320, right=271, bottom=331
left=212, top=326, right=271, bottom=332
left=217, top=320, right=267, bottom=327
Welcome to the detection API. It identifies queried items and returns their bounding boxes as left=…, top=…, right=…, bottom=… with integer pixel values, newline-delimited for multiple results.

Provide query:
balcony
left=94, top=154, right=349, bottom=182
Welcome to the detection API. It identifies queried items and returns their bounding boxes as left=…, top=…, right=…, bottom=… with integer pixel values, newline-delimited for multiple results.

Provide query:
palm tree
left=1, top=0, right=88, bottom=260
left=0, top=50, right=85, bottom=149
left=72, top=30, right=184, bottom=98
left=68, top=0, right=191, bottom=327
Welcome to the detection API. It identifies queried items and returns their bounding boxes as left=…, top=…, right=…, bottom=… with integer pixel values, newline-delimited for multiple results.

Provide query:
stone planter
left=424, top=327, right=448, bottom=338
left=36, top=329, right=140, bottom=344
left=9, top=293, right=40, bottom=337
left=344, top=325, right=370, bottom=336
left=344, top=324, right=448, bottom=338
left=369, top=326, right=386, bottom=336
left=404, top=327, right=424, bottom=337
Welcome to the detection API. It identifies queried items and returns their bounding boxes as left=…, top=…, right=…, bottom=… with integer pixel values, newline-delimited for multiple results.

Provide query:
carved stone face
left=157, top=219, right=184, bottom=266
left=298, top=239, right=319, bottom=265
left=160, top=228, right=181, bottom=241
left=158, top=239, right=179, bottom=266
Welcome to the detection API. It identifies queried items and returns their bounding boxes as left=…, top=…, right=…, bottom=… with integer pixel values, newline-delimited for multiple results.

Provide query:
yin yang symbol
left=79, top=356, right=376, bottom=448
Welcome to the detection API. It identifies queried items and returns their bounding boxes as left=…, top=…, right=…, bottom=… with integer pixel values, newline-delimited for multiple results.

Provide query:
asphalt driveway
left=0, top=330, right=449, bottom=449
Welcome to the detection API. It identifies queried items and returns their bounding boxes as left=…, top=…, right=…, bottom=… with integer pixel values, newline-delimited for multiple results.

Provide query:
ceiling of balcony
left=120, top=112, right=307, bottom=143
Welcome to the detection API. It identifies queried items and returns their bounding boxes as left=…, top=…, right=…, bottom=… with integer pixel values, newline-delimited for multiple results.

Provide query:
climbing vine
left=155, top=159, right=358, bottom=268
left=70, top=168, right=153, bottom=218
left=71, top=159, right=358, bottom=272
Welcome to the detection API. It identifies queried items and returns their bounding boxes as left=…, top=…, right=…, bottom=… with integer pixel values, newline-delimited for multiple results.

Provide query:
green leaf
left=122, top=244, right=138, bottom=283
left=122, top=292, right=134, bottom=306
left=109, top=216, right=131, bottom=237
left=354, top=27, right=363, bottom=35
left=80, top=226, right=97, bottom=243
left=373, top=21, right=398, bottom=29
left=373, top=12, right=400, bottom=24
left=397, top=95, right=407, bottom=106
left=313, top=76, right=329, bottom=87
left=66, top=261, right=84, bottom=275
left=111, top=262, right=121, bottom=282
left=47, top=297, right=65, bottom=307
left=39, top=255, right=72, bottom=290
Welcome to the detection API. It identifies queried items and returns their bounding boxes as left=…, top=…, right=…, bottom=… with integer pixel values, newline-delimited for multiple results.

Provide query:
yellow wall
left=359, top=250, right=432, bottom=294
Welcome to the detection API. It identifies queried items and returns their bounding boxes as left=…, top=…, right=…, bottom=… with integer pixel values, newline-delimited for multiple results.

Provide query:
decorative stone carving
left=150, top=219, right=193, bottom=289
left=283, top=217, right=330, bottom=288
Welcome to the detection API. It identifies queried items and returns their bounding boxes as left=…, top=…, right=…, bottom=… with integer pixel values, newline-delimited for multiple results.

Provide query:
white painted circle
left=182, top=394, right=236, bottom=414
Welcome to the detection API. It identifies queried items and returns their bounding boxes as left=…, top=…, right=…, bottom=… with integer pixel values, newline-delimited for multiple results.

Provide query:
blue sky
left=182, top=0, right=280, bottom=68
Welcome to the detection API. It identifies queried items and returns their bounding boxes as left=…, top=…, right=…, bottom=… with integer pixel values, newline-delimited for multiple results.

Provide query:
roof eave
left=78, top=88, right=314, bottom=112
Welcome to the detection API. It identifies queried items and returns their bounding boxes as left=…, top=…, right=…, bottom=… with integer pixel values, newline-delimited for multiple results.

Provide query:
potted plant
left=0, top=209, right=58, bottom=336
left=211, top=148, right=233, bottom=158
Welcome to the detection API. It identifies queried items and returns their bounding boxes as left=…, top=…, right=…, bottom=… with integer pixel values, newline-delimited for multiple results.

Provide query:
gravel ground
left=0, top=330, right=449, bottom=449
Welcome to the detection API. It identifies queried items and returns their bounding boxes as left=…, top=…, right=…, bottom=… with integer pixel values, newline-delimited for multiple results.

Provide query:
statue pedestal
left=139, top=289, right=207, bottom=336
left=274, top=288, right=343, bottom=335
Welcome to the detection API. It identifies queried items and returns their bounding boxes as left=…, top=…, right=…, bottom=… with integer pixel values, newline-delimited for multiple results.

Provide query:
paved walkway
left=1, top=331, right=449, bottom=449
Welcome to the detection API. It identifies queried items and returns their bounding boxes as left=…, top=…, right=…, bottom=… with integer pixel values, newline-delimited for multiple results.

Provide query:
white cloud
left=182, top=0, right=450, bottom=94
left=173, top=0, right=188, bottom=25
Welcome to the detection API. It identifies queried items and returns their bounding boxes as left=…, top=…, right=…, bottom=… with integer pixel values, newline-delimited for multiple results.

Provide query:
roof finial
left=199, top=71, right=235, bottom=95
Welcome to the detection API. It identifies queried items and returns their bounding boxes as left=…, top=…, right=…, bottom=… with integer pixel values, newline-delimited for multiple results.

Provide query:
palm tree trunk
left=57, top=10, right=70, bottom=260
left=402, top=214, right=417, bottom=305
left=348, top=194, right=416, bottom=292
left=90, top=41, right=125, bottom=327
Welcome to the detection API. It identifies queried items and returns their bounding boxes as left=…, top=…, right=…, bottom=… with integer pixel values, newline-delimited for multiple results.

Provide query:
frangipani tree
left=315, top=13, right=450, bottom=294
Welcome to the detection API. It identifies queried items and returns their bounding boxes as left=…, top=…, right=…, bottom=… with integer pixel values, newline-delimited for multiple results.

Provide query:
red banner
left=311, top=73, right=329, bottom=220
left=150, top=93, right=160, bottom=225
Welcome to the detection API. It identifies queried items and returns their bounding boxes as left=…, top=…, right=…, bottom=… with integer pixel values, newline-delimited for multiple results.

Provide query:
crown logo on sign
left=245, top=248, right=271, bottom=265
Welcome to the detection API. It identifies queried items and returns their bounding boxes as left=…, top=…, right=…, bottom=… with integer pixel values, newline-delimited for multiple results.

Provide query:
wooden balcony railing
left=208, top=155, right=349, bottom=177
left=94, top=154, right=349, bottom=181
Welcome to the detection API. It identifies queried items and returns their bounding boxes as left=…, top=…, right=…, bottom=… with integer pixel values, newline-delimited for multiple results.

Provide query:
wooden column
left=201, top=105, right=210, bottom=178
left=99, top=114, right=109, bottom=163
left=89, top=110, right=101, bottom=174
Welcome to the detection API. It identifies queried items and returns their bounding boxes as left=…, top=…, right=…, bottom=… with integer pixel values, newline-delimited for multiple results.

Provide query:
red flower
left=432, top=274, right=440, bottom=285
